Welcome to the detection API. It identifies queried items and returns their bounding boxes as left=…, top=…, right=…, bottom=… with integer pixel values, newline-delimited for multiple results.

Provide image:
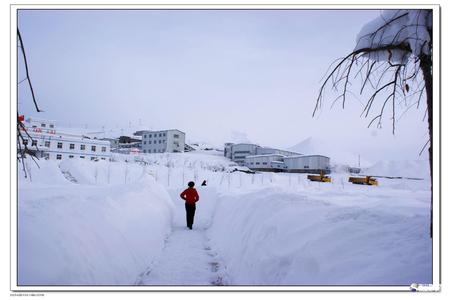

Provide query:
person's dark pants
left=185, top=203, right=196, bottom=229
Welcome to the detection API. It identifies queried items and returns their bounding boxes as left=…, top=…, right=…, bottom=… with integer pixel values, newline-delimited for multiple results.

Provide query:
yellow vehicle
left=307, top=171, right=331, bottom=183
left=348, top=176, right=378, bottom=186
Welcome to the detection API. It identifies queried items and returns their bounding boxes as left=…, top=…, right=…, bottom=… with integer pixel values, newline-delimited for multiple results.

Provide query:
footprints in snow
left=204, top=244, right=228, bottom=286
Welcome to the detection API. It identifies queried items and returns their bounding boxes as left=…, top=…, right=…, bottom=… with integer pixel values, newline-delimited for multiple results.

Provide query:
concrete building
left=138, top=129, right=185, bottom=153
left=283, top=155, right=331, bottom=174
left=225, top=142, right=300, bottom=166
left=255, top=147, right=299, bottom=157
left=18, top=117, right=111, bottom=161
left=228, top=143, right=260, bottom=165
left=245, top=154, right=286, bottom=172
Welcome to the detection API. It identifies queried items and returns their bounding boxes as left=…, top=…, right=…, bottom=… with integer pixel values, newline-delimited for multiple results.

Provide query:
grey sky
left=17, top=9, right=430, bottom=163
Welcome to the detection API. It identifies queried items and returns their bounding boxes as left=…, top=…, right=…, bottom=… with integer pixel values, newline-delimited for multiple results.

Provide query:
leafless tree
left=17, top=28, right=42, bottom=177
left=314, top=10, right=433, bottom=237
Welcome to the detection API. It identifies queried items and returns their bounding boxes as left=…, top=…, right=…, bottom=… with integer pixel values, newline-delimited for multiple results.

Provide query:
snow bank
left=364, top=159, right=430, bottom=179
left=208, top=187, right=431, bottom=285
left=18, top=159, right=175, bottom=285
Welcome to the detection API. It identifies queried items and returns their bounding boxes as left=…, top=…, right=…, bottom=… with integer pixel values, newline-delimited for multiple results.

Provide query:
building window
left=80, top=144, right=85, bottom=150
left=144, top=141, right=147, bottom=145
left=69, top=155, right=74, bottom=159
left=263, top=162, right=267, bottom=165
left=101, top=146, right=106, bottom=152
left=41, top=123, right=46, bottom=127
left=256, top=162, right=260, bottom=165
left=149, top=134, right=152, bottom=138
left=163, top=133, right=166, bottom=137
left=44, top=141, right=50, bottom=147
left=144, top=134, right=147, bottom=138
left=159, top=133, right=162, bottom=137
left=49, top=124, right=54, bottom=128
left=149, top=141, right=152, bottom=144
left=101, top=157, right=106, bottom=160
left=159, top=140, right=161, bottom=144
left=80, top=156, right=85, bottom=159
left=31, top=140, right=37, bottom=146
left=57, top=142, right=63, bottom=149
left=174, top=134, right=179, bottom=138
left=44, top=153, right=50, bottom=159
left=163, top=140, right=166, bottom=143
left=56, top=154, right=62, bottom=160
left=70, top=143, right=75, bottom=149
left=91, top=145, right=96, bottom=152
left=304, top=165, right=309, bottom=169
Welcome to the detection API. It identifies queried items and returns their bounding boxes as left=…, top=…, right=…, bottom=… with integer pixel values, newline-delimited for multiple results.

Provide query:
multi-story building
left=136, top=129, right=185, bottom=153
left=18, top=117, right=111, bottom=161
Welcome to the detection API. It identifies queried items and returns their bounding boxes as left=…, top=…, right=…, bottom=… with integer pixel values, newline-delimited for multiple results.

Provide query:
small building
left=137, top=129, right=186, bottom=153
left=283, top=155, right=331, bottom=174
left=18, top=117, right=111, bottom=161
left=245, top=154, right=286, bottom=172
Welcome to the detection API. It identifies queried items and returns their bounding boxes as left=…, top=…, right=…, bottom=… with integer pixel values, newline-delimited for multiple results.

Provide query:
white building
left=225, top=143, right=300, bottom=166
left=18, top=117, right=111, bottom=161
left=245, top=154, right=286, bottom=171
left=228, top=143, right=260, bottom=166
left=139, top=129, right=185, bottom=153
left=283, top=155, right=330, bottom=174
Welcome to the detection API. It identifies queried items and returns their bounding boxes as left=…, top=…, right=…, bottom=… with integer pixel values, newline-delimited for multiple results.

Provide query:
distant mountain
left=227, top=130, right=253, bottom=144
left=363, top=160, right=430, bottom=179
left=288, top=137, right=372, bottom=167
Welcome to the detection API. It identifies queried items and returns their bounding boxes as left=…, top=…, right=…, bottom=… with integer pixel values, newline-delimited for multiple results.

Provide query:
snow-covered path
left=136, top=187, right=227, bottom=285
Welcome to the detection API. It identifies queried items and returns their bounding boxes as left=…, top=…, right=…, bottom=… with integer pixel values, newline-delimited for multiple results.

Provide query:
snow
left=354, top=10, right=432, bottom=62
left=288, top=137, right=372, bottom=167
left=208, top=185, right=431, bottom=285
left=18, top=159, right=174, bottom=285
left=364, top=159, right=430, bottom=179
left=137, top=188, right=227, bottom=285
left=17, top=150, right=432, bottom=285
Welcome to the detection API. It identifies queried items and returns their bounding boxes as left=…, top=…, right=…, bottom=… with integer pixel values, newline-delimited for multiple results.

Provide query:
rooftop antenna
left=358, top=154, right=361, bottom=168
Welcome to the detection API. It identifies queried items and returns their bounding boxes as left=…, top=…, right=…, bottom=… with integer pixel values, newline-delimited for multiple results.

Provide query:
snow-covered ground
left=17, top=151, right=432, bottom=286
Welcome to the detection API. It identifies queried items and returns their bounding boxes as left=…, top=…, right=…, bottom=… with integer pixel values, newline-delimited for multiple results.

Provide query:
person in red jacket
left=180, top=181, right=200, bottom=230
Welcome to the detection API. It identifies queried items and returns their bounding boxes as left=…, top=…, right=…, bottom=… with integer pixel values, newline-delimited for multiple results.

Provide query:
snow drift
left=208, top=187, right=431, bottom=285
left=18, top=159, right=174, bottom=285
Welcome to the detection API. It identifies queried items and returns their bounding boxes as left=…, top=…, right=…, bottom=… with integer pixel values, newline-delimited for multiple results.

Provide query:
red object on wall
left=18, top=115, right=25, bottom=122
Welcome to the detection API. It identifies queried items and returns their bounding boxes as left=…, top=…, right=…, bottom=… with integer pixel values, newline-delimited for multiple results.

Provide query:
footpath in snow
left=136, top=187, right=228, bottom=285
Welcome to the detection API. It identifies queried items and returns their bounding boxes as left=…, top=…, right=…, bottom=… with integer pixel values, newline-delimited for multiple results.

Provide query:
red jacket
left=180, top=188, right=199, bottom=205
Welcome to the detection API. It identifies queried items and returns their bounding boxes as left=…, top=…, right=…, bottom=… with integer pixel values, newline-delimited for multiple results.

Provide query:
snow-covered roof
left=246, top=154, right=286, bottom=159
left=283, top=154, right=330, bottom=159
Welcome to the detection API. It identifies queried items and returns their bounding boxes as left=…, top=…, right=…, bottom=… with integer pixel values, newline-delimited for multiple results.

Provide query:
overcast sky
left=17, top=9, right=430, bottom=163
